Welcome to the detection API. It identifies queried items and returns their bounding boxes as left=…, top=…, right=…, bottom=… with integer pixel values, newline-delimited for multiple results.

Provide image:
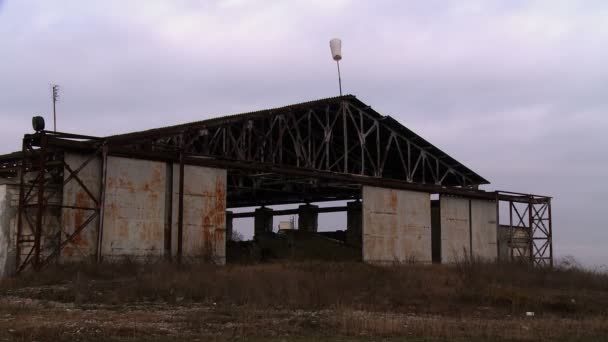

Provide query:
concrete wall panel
left=439, top=196, right=497, bottom=263
left=102, top=157, right=166, bottom=257
left=471, top=199, right=498, bottom=260
left=0, top=184, right=18, bottom=277
left=61, top=153, right=101, bottom=261
left=440, top=196, right=470, bottom=263
left=362, top=186, right=431, bottom=264
left=171, top=165, right=226, bottom=264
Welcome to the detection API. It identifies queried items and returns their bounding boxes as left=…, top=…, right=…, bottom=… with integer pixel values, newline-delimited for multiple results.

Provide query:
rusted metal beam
left=231, top=205, right=348, bottom=218
left=33, top=134, right=47, bottom=270
left=15, top=139, right=28, bottom=271
left=96, top=145, right=108, bottom=262
left=107, top=146, right=547, bottom=204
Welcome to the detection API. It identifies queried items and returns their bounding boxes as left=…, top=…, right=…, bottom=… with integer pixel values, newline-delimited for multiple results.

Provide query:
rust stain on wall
left=101, top=157, right=166, bottom=258
left=61, top=153, right=101, bottom=261
left=173, top=165, right=226, bottom=263
left=363, top=186, right=432, bottom=264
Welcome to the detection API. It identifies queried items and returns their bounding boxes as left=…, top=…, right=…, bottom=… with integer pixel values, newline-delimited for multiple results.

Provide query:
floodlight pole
left=336, top=60, right=342, bottom=96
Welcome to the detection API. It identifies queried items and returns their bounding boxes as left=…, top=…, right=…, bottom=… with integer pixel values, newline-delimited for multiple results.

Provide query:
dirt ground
left=1, top=261, right=607, bottom=341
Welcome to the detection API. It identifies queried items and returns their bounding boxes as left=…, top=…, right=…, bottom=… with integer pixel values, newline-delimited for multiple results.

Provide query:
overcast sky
left=1, top=1, right=607, bottom=267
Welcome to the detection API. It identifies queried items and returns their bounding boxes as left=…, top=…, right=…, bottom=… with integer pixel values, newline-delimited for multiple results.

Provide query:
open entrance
left=225, top=196, right=362, bottom=263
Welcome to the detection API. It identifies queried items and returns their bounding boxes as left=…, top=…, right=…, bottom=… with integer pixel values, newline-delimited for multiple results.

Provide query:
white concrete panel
left=102, top=157, right=166, bottom=257
left=362, top=186, right=431, bottom=264
left=471, top=199, right=498, bottom=261
left=61, top=153, right=101, bottom=261
left=440, top=196, right=470, bottom=263
left=0, top=185, right=7, bottom=276
left=171, top=165, right=226, bottom=264
left=0, top=184, right=17, bottom=277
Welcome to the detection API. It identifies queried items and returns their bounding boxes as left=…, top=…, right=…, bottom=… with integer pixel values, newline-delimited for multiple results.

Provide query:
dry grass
left=0, top=260, right=607, bottom=340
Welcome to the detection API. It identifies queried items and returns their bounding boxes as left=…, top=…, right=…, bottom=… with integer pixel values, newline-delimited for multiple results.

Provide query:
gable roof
left=107, top=95, right=489, bottom=185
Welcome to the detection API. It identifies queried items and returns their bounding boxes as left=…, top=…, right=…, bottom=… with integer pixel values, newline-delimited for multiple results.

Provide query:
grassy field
left=1, top=260, right=607, bottom=341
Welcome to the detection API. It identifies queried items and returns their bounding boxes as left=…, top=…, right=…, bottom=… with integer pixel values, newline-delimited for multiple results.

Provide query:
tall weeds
left=1, top=258, right=607, bottom=316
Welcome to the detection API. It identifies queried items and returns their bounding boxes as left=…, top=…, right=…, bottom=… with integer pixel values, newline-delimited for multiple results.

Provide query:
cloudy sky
left=1, top=1, right=607, bottom=266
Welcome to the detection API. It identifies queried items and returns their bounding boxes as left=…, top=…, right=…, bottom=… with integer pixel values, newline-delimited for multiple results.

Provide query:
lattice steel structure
left=108, top=96, right=487, bottom=183
left=9, top=132, right=103, bottom=272
left=498, top=191, right=553, bottom=267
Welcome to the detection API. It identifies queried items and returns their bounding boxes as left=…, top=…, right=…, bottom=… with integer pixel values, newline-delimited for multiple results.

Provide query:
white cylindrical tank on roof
left=330, top=38, right=342, bottom=61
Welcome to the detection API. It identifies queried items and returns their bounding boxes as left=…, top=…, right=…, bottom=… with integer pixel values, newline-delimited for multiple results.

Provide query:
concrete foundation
left=254, top=207, right=273, bottom=236
left=298, top=204, right=318, bottom=232
left=362, top=186, right=432, bottom=264
left=346, top=201, right=362, bottom=247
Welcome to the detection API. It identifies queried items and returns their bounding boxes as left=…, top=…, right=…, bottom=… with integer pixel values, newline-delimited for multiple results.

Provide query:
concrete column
left=298, top=204, right=319, bottom=232
left=254, top=207, right=273, bottom=237
left=346, top=200, right=362, bottom=247
left=225, top=211, right=233, bottom=242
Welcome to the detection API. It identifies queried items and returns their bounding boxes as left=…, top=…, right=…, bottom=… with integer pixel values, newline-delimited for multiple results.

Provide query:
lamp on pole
left=329, top=38, right=343, bottom=96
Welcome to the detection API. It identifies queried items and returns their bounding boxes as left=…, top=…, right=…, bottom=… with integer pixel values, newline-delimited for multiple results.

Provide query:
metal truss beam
left=108, top=99, right=485, bottom=187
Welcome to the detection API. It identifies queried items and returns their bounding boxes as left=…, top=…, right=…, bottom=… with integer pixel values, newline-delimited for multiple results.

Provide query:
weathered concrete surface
left=439, top=196, right=497, bottom=263
left=171, top=165, right=226, bottom=264
left=298, top=204, right=318, bottom=232
left=61, top=153, right=101, bottom=261
left=346, top=201, right=362, bottom=248
left=470, top=199, right=497, bottom=260
left=0, top=183, right=18, bottom=277
left=102, top=157, right=166, bottom=257
left=362, top=186, right=432, bottom=264
left=440, top=196, right=470, bottom=263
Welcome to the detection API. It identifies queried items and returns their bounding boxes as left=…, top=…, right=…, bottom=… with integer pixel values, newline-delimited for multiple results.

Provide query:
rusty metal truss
left=107, top=96, right=488, bottom=188
left=497, top=191, right=553, bottom=267
left=13, top=132, right=103, bottom=272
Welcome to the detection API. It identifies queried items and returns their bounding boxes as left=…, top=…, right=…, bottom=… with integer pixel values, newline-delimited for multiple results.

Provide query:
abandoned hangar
left=0, top=95, right=553, bottom=276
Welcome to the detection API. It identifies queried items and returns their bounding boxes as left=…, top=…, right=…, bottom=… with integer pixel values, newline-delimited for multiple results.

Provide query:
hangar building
left=0, top=95, right=553, bottom=276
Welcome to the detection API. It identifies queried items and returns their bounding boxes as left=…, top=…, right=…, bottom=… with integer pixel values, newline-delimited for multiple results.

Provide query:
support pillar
left=225, top=211, right=233, bottom=242
left=346, top=200, right=362, bottom=247
left=254, top=207, right=273, bottom=237
left=298, top=204, right=318, bottom=232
